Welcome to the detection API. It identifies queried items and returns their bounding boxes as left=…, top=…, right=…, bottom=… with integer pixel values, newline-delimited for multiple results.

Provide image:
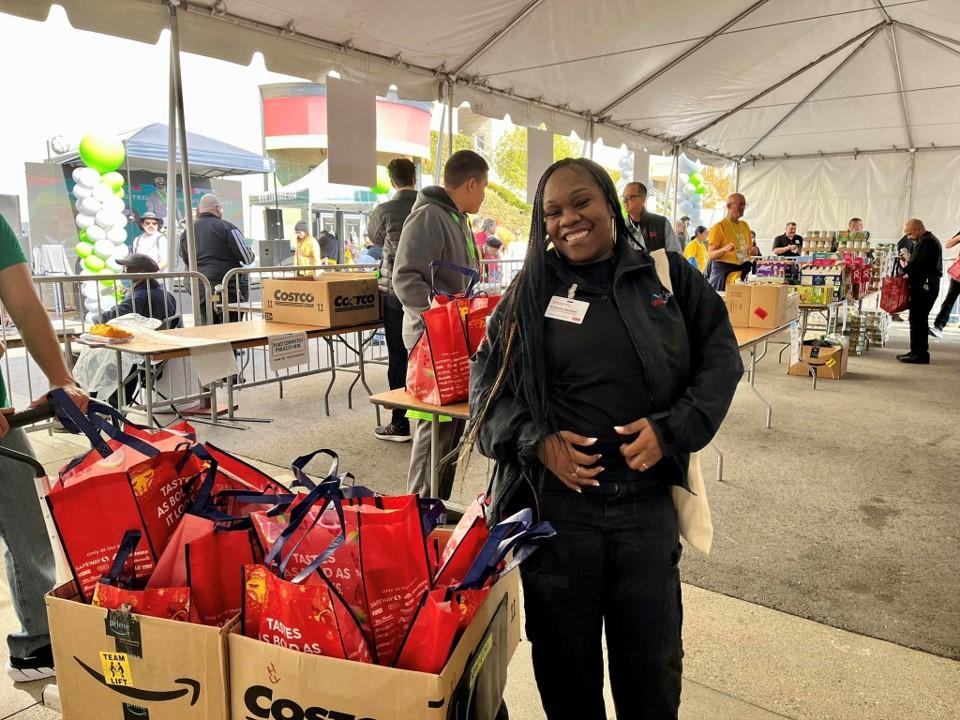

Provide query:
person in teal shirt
left=0, top=213, right=88, bottom=682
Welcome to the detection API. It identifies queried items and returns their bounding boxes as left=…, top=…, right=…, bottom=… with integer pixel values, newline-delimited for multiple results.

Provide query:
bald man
left=896, top=218, right=942, bottom=364
left=706, top=193, right=752, bottom=291
left=179, top=193, right=254, bottom=324
left=620, top=182, right=683, bottom=254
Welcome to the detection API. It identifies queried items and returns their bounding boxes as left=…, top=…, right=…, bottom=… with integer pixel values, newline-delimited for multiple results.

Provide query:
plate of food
left=79, top=323, right=135, bottom=345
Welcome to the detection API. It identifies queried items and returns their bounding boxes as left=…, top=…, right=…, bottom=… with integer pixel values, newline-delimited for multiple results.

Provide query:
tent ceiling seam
left=596, top=0, right=775, bottom=117
left=451, top=0, right=547, bottom=76
left=680, top=21, right=886, bottom=144
left=871, top=0, right=894, bottom=23
left=747, top=144, right=960, bottom=163
left=897, top=21, right=960, bottom=61
left=887, top=24, right=914, bottom=149
left=739, top=27, right=883, bottom=160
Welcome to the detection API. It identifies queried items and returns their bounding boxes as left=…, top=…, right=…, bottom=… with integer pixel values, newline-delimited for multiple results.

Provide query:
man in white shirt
left=132, top=212, right=168, bottom=271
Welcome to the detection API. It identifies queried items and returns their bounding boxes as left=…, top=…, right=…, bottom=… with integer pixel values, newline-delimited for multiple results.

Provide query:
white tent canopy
left=7, top=0, right=960, bottom=237
left=7, top=0, right=960, bottom=160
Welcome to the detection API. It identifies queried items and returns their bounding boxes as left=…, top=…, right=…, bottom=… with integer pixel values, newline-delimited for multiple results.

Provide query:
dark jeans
left=383, top=292, right=409, bottom=429
left=521, top=475, right=683, bottom=720
left=198, top=274, right=249, bottom=325
left=909, top=284, right=937, bottom=357
left=933, top=278, right=960, bottom=329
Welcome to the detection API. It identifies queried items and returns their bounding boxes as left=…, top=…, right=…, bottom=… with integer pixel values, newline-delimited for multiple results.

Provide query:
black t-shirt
left=773, top=234, right=802, bottom=256
left=544, top=257, right=654, bottom=471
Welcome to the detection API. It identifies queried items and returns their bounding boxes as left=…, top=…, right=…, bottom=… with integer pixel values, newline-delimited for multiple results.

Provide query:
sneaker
left=890, top=314, right=905, bottom=322
left=374, top=423, right=411, bottom=443
left=930, top=326, right=944, bottom=339
left=7, top=644, right=55, bottom=682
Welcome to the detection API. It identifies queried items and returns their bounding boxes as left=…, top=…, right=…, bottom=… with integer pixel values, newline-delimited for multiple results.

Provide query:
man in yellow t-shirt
left=707, top=193, right=752, bottom=290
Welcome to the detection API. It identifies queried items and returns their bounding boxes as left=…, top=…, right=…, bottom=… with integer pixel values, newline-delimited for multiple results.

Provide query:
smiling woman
left=463, top=158, right=744, bottom=718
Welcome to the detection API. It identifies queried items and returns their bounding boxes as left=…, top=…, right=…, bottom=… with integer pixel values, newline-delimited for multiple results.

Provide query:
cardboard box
left=229, top=570, right=521, bottom=720
left=46, top=582, right=231, bottom=720
left=724, top=284, right=752, bottom=327
left=788, top=337, right=849, bottom=379
left=262, top=273, right=381, bottom=328
left=747, top=284, right=800, bottom=328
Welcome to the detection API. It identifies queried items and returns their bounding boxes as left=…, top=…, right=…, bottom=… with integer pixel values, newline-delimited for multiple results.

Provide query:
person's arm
left=772, top=237, right=790, bottom=256
left=707, top=224, right=733, bottom=261
left=646, top=255, right=744, bottom=455
left=664, top=220, right=683, bottom=254
left=946, top=233, right=960, bottom=250
left=179, top=229, right=188, bottom=266
left=365, top=207, right=386, bottom=249
left=0, top=262, right=88, bottom=415
left=393, top=208, right=448, bottom=320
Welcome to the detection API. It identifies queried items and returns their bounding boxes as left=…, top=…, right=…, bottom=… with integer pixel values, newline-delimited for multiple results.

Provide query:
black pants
left=198, top=275, right=248, bottom=325
left=382, top=292, right=409, bottom=429
left=933, top=278, right=960, bottom=329
left=521, top=475, right=683, bottom=720
left=909, top=284, right=937, bottom=357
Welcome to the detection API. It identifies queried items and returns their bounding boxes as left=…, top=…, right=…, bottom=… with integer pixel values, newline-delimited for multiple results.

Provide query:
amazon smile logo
left=74, top=656, right=201, bottom=705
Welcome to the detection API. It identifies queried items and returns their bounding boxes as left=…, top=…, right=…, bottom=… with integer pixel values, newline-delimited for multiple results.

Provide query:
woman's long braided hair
left=458, top=157, right=631, bottom=471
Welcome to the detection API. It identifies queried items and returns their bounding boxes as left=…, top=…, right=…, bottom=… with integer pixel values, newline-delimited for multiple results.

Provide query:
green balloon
left=689, top=173, right=702, bottom=186
left=102, top=171, right=125, bottom=190
left=78, top=133, right=126, bottom=174
left=371, top=165, right=391, bottom=195
left=75, top=240, right=94, bottom=258
left=113, top=188, right=125, bottom=200
left=695, top=186, right=706, bottom=195
left=78, top=228, right=89, bottom=243
left=83, top=255, right=105, bottom=272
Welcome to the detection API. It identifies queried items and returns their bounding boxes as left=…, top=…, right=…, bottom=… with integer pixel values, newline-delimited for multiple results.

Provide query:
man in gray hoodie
left=393, top=150, right=487, bottom=497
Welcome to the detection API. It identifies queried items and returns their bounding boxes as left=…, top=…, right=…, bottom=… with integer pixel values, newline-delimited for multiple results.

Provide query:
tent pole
left=447, top=84, right=454, bottom=158
left=433, top=80, right=447, bottom=180
left=888, top=25, right=914, bottom=149
left=903, top=150, right=916, bottom=221
left=166, top=36, right=178, bottom=277
left=670, top=146, right=680, bottom=223
left=734, top=161, right=741, bottom=193
left=168, top=2, right=200, bottom=321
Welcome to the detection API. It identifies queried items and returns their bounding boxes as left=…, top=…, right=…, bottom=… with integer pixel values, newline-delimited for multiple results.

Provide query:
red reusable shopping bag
left=91, top=530, right=193, bottom=622
left=432, top=495, right=489, bottom=587
left=881, top=275, right=910, bottom=314
left=46, top=392, right=205, bottom=601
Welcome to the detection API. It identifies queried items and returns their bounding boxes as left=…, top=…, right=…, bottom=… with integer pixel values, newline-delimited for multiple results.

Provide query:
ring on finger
left=571, top=466, right=581, bottom=478
left=640, top=461, right=648, bottom=470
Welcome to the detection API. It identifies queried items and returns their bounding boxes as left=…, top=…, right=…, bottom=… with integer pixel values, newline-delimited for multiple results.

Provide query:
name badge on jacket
left=545, top=296, right=589, bottom=324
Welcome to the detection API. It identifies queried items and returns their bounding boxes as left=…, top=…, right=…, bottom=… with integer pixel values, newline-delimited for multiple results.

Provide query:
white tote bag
left=650, top=247, right=714, bottom=554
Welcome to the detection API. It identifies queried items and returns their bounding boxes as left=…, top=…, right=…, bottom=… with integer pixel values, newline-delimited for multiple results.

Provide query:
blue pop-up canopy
left=57, top=123, right=274, bottom=178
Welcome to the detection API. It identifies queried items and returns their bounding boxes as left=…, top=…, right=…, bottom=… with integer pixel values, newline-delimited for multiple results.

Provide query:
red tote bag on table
left=47, top=392, right=205, bottom=601
left=407, top=261, right=500, bottom=406
left=881, top=275, right=910, bottom=315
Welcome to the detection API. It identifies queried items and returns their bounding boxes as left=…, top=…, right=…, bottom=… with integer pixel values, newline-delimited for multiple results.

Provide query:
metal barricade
left=2, top=271, right=213, bottom=418
left=479, top=258, right=524, bottom=291
left=218, top=264, right=383, bottom=418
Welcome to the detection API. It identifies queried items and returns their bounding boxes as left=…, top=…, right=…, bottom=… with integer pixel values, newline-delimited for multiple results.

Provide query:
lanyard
left=450, top=211, right=478, bottom=262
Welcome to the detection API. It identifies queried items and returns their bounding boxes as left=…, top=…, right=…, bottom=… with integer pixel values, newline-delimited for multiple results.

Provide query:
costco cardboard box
left=747, top=284, right=800, bottom=328
left=229, top=570, right=521, bottom=720
left=262, top=273, right=381, bottom=328
left=46, top=582, right=231, bottom=720
left=788, top=337, right=849, bottom=379
left=724, top=284, right=752, bottom=327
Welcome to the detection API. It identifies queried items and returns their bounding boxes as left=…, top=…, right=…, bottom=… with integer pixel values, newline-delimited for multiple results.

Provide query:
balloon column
left=70, top=134, right=129, bottom=323
left=675, top=154, right=709, bottom=229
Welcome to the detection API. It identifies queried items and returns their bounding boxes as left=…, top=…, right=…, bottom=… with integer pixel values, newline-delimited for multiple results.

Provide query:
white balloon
left=101, top=196, right=125, bottom=215
left=76, top=213, right=96, bottom=229
left=85, top=224, right=106, bottom=242
left=95, top=209, right=117, bottom=229
left=99, top=294, right=117, bottom=311
left=84, top=297, right=101, bottom=312
left=82, top=281, right=100, bottom=300
left=92, top=183, right=114, bottom=202
left=679, top=200, right=693, bottom=214
left=106, top=225, right=128, bottom=244
left=106, top=256, right=123, bottom=272
left=678, top=173, right=690, bottom=186
left=74, top=167, right=101, bottom=188
left=72, top=184, right=92, bottom=199
left=683, top=183, right=696, bottom=196
left=80, top=196, right=102, bottom=215
left=93, top=239, right=115, bottom=259
left=84, top=311, right=98, bottom=325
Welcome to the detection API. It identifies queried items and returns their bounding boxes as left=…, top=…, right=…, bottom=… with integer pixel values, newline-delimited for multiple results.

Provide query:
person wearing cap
left=146, top=177, right=170, bottom=220
left=179, top=193, right=254, bottom=324
left=97, top=254, right=178, bottom=324
left=132, top=212, right=168, bottom=271
left=293, top=220, right=322, bottom=277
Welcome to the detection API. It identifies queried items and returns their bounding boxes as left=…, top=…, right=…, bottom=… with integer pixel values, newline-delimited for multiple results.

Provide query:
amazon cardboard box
left=229, top=570, right=521, bottom=720
left=747, top=284, right=800, bottom=329
left=788, top=337, right=849, bottom=379
left=46, top=582, right=231, bottom=720
left=262, top=273, right=381, bottom=328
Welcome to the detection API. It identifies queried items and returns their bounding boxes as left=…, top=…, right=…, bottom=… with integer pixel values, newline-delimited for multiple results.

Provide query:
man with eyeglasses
left=707, top=193, right=753, bottom=291
left=620, top=182, right=683, bottom=255
left=146, top=176, right=170, bottom=221
left=132, top=212, right=167, bottom=271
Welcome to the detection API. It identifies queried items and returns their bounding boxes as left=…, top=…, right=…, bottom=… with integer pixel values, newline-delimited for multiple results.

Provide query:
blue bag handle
left=290, top=449, right=340, bottom=490
left=429, top=259, right=481, bottom=299
left=457, top=509, right=556, bottom=590
left=48, top=389, right=160, bottom=459
left=263, top=475, right=343, bottom=572
left=99, top=529, right=144, bottom=589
